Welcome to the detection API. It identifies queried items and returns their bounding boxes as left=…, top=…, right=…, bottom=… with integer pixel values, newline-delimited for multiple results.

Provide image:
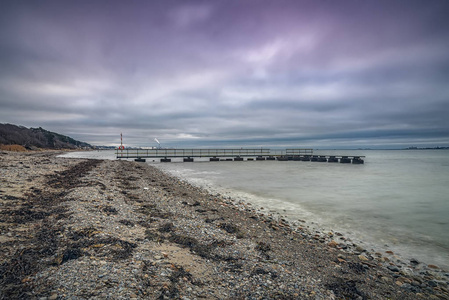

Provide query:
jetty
left=116, top=148, right=365, bottom=164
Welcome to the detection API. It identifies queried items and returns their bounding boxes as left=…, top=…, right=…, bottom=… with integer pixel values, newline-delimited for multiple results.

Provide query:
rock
left=355, top=246, right=364, bottom=253
left=427, top=280, right=438, bottom=287
left=49, top=294, right=58, bottom=300
left=410, top=258, right=420, bottom=265
left=328, top=240, right=338, bottom=248
left=388, top=265, right=400, bottom=272
left=397, top=277, right=411, bottom=284
left=400, top=283, right=413, bottom=290
left=358, top=255, right=369, bottom=261
left=427, top=264, right=439, bottom=269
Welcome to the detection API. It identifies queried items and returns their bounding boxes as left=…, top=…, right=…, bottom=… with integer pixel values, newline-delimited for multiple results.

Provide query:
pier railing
left=285, top=149, right=314, bottom=155
left=116, top=148, right=272, bottom=158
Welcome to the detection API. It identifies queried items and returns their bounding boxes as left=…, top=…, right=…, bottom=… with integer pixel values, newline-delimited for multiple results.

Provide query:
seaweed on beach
left=53, top=247, right=85, bottom=265
left=0, top=159, right=103, bottom=299
left=347, top=262, right=367, bottom=274
left=157, top=264, right=197, bottom=299
left=138, top=204, right=172, bottom=219
left=325, top=278, right=367, bottom=300
left=102, top=205, right=118, bottom=215
left=47, top=160, right=102, bottom=190
left=145, top=229, right=165, bottom=242
left=118, top=219, right=135, bottom=227
left=168, top=233, right=237, bottom=262
left=255, top=241, right=271, bottom=260
left=0, top=222, right=60, bottom=298
left=1, top=206, right=50, bottom=223
left=158, top=222, right=174, bottom=233
left=218, top=222, right=244, bottom=238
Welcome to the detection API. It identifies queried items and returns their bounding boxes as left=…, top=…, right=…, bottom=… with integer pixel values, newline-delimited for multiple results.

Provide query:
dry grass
left=0, top=144, right=27, bottom=152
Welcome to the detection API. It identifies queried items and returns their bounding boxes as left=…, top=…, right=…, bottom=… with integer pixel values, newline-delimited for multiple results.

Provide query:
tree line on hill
left=0, top=123, right=91, bottom=149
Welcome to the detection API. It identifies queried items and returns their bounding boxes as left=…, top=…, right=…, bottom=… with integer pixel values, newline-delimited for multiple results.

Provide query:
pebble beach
left=1, top=151, right=448, bottom=299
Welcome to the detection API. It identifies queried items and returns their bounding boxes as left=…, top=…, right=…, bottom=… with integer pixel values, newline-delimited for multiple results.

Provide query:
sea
left=60, top=149, right=449, bottom=270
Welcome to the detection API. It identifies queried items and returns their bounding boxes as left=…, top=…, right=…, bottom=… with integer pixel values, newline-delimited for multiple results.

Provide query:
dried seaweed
left=0, top=159, right=103, bottom=298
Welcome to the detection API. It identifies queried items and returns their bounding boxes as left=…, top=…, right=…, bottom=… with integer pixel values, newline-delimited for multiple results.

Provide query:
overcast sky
left=1, top=0, right=448, bottom=149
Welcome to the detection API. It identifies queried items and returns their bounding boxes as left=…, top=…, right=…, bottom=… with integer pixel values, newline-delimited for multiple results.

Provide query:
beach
left=1, top=151, right=448, bottom=299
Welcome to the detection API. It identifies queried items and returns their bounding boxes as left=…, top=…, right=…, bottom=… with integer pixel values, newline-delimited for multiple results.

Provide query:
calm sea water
left=61, top=150, right=449, bottom=269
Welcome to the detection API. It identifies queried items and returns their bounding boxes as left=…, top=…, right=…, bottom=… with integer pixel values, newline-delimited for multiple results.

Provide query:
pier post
left=340, top=156, right=351, bottom=163
left=352, top=157, right=364, bottom=164
left=328, top=156, right=338, bottom=163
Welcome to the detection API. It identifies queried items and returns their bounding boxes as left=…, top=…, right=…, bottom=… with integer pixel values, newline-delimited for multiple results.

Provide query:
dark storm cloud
left=0, top=0, right=448, bottom=148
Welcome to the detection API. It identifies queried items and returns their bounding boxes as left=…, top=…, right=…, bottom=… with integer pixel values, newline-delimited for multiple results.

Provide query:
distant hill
left=0, top=123, right=92, bottom=149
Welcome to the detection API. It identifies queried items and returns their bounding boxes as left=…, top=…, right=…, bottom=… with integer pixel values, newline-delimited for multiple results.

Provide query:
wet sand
left=1, top=151, right=448, bottom=299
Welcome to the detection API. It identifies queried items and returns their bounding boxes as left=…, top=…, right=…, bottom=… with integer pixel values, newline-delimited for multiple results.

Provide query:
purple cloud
left=1, top=0, right=448, bottom=148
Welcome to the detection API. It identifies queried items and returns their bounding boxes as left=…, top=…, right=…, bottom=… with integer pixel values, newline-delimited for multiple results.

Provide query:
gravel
left=1, top=150, right=448, bottom=299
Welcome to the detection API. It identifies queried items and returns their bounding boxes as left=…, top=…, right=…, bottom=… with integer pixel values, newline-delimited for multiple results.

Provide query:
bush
left=0, top=144, right=27, bottom=151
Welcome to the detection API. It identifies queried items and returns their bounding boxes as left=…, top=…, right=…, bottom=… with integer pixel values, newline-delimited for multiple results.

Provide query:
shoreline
left=155, top=160, right=449, bottom=273
left=1, top=151, right=448, bottom=299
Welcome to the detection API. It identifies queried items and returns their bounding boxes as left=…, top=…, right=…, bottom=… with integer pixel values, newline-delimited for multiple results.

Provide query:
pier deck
left=116, top=148, right=364, bottom=164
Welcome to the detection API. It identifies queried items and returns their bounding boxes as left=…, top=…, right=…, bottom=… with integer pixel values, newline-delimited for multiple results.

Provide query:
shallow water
left=61, top=149, right=449, bottom=269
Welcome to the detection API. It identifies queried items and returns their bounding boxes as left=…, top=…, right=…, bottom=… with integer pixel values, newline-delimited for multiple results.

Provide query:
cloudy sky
left=1, top=0, right=448, bottom=149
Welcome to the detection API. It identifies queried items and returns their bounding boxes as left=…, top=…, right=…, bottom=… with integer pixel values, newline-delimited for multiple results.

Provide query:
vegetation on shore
left=0, top=123, right=91, bottom=150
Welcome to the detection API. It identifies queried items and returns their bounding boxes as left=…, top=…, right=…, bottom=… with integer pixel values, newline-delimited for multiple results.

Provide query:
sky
left=1, top=0, right=449, bottom=149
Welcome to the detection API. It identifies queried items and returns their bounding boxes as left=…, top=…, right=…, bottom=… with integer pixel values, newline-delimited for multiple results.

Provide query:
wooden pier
left=116, top=148, right=364, bottom=164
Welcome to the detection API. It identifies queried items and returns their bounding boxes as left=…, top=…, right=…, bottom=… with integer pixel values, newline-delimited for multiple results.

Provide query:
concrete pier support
left=210, top=157, right=220, bottom=161
left=318, top=156, right=327, bottom=162
left=301, top=156, right=310, bottom=161
left=183, top=157, right=194, bottom=162
left=256, top=156, right=265, bottom=160
left=352, top=157, right=364, bottom=164
left=266, top=156, right=276, bottom=160
left=161, top=158, right=171, bottom=162
left=340, top=156, right=351, bottom=163
left=234, top=157, right=244, bottom=161
left=328, top=156, right=338, bottom=163
left=135, top=158, right=146, bottom=162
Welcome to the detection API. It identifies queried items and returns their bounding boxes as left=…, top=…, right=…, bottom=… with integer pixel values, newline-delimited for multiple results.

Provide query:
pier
left=116, top=148, right=364, bottom=164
